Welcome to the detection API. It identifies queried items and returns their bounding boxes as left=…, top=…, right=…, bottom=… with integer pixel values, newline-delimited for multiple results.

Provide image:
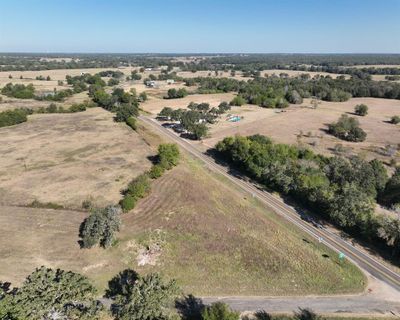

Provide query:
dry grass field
left=194, top=97, right=400, bottom=164
left=0, top=154, right=366, bottom=296
left=0, top=107, right=153, bottom=209
left=141, top=92, right=236, bottom=114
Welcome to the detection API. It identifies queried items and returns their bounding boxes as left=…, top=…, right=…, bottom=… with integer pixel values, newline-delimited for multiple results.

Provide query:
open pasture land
left=199, top=97, right=400, bottom=162
left=141, top=92, right=236, bottom=114
left=0, top=154, right=366, bottom=295
left=0, top=107, right=153, bottom=208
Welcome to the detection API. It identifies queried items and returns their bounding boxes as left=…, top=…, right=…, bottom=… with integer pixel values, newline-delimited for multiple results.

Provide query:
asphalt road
left=139, top=115, right=400, bottom=314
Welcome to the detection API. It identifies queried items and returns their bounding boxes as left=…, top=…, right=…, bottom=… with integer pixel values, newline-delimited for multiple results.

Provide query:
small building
left=166, top=79, right=175, bottom=85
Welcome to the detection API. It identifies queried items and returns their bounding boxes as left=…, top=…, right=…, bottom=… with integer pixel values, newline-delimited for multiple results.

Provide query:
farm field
left=0, top=152, right=366, bottom=296
left=0, top=107, right=153, bottom=209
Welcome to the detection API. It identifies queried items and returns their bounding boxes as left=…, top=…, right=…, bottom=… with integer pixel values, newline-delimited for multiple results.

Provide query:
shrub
left=68, top=103, right=87, bottom=113
left=127, top=174, right=151, bottom=199
left=355, top=104, right=368, bottom=116
left=158, top=143, right=180, bottom=169
left=126, top=116, right=137, bottom=130
left=390, top=115, right=400, bottom=124
left=201, top=302, right=239, bottom=320
left=120, top=195, right=136, bottom=213
left=148, top=164, right=165, bottom=179
left=229, top=95, right=246, bottom=106
left=0, top=108, right=29, bottom=127
left=328, top=114, right=367, bottom=142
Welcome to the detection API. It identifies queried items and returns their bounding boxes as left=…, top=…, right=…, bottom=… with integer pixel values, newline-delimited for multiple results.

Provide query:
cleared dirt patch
left=0, top=108, right=153, bottom=208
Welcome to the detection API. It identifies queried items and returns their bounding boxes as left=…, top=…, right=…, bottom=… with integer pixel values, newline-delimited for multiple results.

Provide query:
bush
left=229, top=95, right=246, bottom=106
left=127, top=174, right=151, bottom=198
left=120, top=194, right=137, bottom=212
left=354, top=104, right=368, bottom=116
left=68, top=103, right=87, bottom=113
left=126, top=116, right=137, bottom=130
left=158, top=143, right=180, bottom=169
left=390, top=115, right=400, bottom=124
left=148, top=164, right=165, bottom=179
left=328, top=114, right=367, bottom=142
left=201, top=302, right=239, bottom=320
left=0, top=108, right=29, bottom=127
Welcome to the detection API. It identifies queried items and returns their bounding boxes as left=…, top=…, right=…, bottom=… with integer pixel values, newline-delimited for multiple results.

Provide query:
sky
left=0, top=0, right=399, bottom=53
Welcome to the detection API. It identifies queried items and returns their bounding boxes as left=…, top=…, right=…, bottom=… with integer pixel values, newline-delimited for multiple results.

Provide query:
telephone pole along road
left=139, top=115, right=400, bottom=312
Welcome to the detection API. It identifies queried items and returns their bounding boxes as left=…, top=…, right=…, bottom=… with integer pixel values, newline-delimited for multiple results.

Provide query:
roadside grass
left=119, top=154, right=366, bottom=296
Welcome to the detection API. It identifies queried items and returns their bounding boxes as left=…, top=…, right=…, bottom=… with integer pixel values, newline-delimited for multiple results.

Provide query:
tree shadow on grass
left=175, top=294, right=205, bottom=320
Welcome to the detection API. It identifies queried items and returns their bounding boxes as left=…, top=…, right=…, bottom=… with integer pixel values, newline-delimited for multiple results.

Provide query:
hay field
left=0, top=107, right=153, bottom=208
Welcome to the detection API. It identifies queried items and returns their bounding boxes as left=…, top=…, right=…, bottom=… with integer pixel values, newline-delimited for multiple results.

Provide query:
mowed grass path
left=119, top=156, right=366, bottom=296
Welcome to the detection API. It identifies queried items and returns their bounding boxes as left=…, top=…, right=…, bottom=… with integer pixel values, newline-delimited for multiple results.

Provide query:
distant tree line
left=215, top=135, right=400, bottom=260
left=184, top=75, right=400, bottom=108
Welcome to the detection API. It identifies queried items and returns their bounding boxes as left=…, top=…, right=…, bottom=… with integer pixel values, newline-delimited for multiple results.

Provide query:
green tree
left=328, top=114, right=367, bottom=142
left=0, top=267, right=101, bottom=320
left=79, top=206, right=121, bottom=248
left=113, top=273, right=179, bottom=320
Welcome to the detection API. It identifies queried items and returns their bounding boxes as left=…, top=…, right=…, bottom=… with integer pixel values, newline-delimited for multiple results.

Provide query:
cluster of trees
left=1, top=83, right=35, bottom=99
left=38, top=101, right=96, bottom=114
left=79, top=205, right=122, bottom=249
left=158, top=102, right=232, bottom=140
left=120, top=144, right=180, bottom=212
left=0, top=265, right=349, bottom=320
left=166, top=88, right=188, bottom=99
left=328, top=114, right=367, bottom=142
left=183, top=75, right=400, bottom=109
left=90, top=87, right=139, bottom=124
left=215, top=135, right=400, bottom=259
left=128, top=70, right=142, bottom=81
left=386, top=75, right=400, bottom=81
left=35, top=75, right=51, bottom=81
left=66, top=73, right=106, bottom=93
left=1, top=82, right=74, bottom=102
left=0, top=108, right=31, bottom=128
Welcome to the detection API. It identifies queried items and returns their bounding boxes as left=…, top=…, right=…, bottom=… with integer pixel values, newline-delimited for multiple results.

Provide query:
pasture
left=0, top=107, right=153, bottom=209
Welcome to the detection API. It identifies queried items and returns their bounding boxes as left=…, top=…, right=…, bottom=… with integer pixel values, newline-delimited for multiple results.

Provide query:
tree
left=112, top=273, right=179, bottom=320
left=79, top=206, right=121, bottom=248
left=354, top=104, right=368, bottom=116
left=328, top=183, right=374, bottom=228
left=328, top=114, right=367, bottom=142
left=139, top=91, right=148, bottom=101
left=46, top=75, right=51, bottom=81
left=0, top=267, right=101, bottom=320
left=286, top=89, right=303, bottom=104
left=192, top=123, right=208, bottom=140
left=201, top=302, right=239, bottom=320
